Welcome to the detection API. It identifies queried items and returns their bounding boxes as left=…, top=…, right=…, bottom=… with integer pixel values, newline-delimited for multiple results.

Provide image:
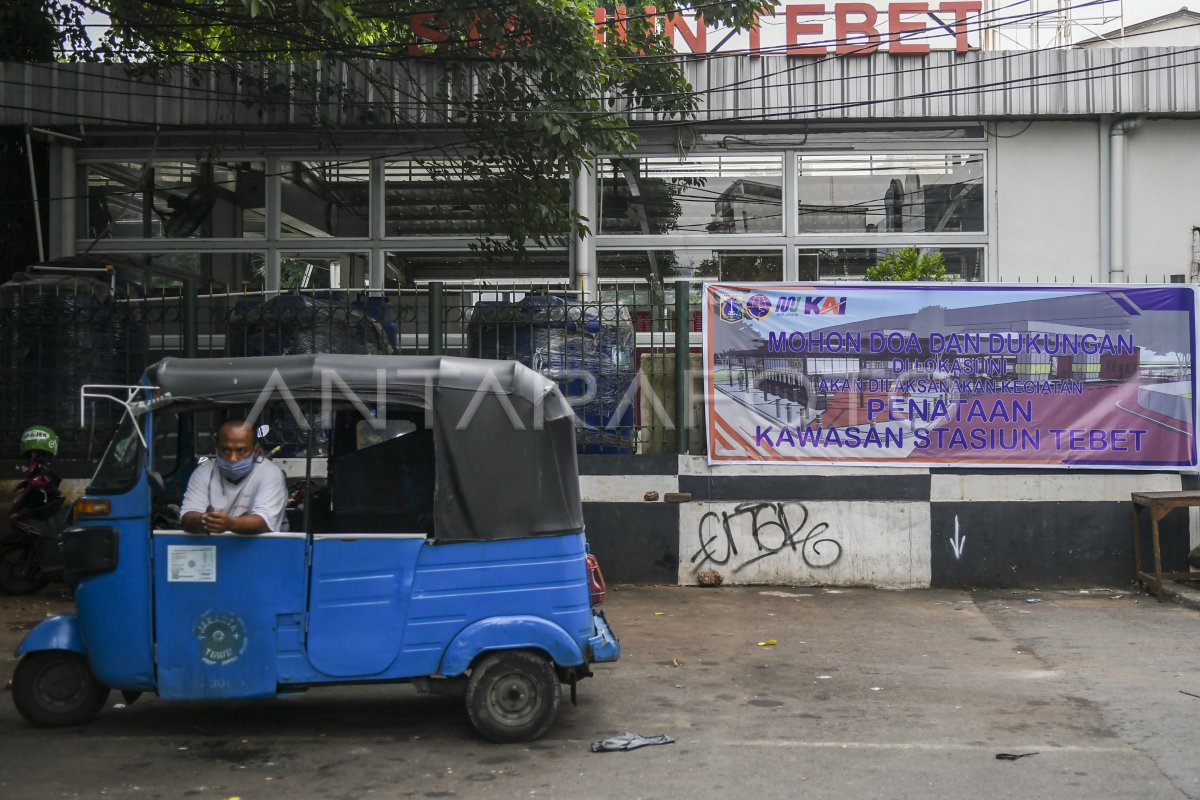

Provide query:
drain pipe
left=1192, top=226, right=1200, bottom=282
left=23, top=129, right=45, bottom=263
left=1108, top=115, right=1147, bottom=283
left=1098, top=116, right=1111, bottom=283
left=571, top=160, right=596, bottom=300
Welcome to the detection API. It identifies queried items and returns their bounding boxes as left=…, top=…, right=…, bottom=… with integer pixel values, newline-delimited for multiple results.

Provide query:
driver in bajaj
left=180, top=418, right=288, bottom=534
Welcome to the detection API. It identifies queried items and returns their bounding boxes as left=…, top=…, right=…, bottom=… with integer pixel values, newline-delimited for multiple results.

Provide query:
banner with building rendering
left=703, top=284, right=1198, bottom=469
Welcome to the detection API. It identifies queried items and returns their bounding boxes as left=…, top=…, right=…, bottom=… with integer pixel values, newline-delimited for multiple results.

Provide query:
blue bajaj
left=9, top=355, right=618, bottom=742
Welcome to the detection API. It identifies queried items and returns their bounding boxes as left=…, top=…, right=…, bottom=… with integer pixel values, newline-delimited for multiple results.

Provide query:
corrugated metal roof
left=2, top=48, right=1199, bottom=129
left=675, top=49, right=1200, bottom=121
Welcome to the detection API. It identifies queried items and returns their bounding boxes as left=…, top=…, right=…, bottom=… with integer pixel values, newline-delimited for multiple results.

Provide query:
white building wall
left=992, top=118, right=1200, bottom=285
left=992, top=121, right=1101, bottom=284
left=1126, top=120, right=1200, bottom=283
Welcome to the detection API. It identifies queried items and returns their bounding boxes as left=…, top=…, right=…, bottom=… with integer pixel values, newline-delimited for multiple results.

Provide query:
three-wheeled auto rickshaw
left=9, top=354, right=618, bottom=742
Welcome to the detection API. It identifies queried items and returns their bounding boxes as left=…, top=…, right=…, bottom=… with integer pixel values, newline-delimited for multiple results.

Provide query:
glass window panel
left=796, top=153, right=984, bottom=234
left=384, top=160, right=570, bottom=238
left=84, top=161, right=266, bottom=239
left=385, top=160, right=486, bottom=237
left=598, top=155, right=784, bottom=235
left=280, top=160, right=370, bottom=238
left=383, top=250, right=568, bottom=285
left=796, top=247, right=983, bottom=281
left=93, top=252, right=264, bottom=291
left=276, top=253, right=371, bottom=290
left=598, top=249, right=783, bottom=281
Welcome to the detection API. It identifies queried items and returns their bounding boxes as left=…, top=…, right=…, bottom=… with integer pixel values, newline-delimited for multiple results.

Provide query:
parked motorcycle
left=0, top=426, right=69, bottom=595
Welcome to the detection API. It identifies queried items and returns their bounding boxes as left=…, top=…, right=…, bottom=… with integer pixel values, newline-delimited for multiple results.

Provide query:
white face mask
left=215, top=454, right=256, bottom=481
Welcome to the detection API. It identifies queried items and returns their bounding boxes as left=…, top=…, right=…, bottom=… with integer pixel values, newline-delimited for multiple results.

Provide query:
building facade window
left=797, top=246, right=984, bottom=281
left=597, top=248, right=784, bottom=281
left=598, top=154, right=784, bottom=236
left=75, top=139, right=989, bottom=289
left=275, top=252, right=371, bottom=289
left=795, top=152, right=984, bottom=234
left=83, top=161, right=266, bottom=239
left=383, top=160, right=570, bottom=239
left=384, top=250, right=569, bottom=285
left=385, top=160, right=486, bottom=237
left=279, top=160, right=370, bottom=239
left=593, top=145, right=987, bottom=283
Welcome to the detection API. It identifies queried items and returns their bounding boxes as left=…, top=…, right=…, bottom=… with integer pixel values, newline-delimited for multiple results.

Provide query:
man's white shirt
left=180, top=458, right=289, bottom=532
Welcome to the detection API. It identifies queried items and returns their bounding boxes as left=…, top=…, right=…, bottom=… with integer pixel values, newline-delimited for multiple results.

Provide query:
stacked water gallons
left=467, top=294, right=636, bottom=454
left=225, top=294, right=392, bottom=359
left=0, top=271, right=148, bottom=460
left=225, top=294, right=393, bottom=455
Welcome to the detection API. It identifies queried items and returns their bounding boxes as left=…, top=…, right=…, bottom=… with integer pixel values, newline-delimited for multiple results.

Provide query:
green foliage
left=866, top=247, right=949, bottom=282
left=42, top=0, right=771, bottom=258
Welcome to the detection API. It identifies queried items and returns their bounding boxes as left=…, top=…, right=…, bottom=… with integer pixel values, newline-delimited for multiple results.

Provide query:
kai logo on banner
left=746, top=294, right=774, bottom=320
left=776, top=296, right=848, bottom=315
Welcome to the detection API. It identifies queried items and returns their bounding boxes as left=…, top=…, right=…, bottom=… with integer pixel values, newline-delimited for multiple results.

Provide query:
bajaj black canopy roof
left=146, top=354, right=583, bottom=541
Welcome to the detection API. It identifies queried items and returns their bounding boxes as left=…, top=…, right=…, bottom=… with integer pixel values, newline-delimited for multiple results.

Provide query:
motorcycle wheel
left=12, top=651, right=110, bottom=727
left=0, top=542, right=47, bottom=595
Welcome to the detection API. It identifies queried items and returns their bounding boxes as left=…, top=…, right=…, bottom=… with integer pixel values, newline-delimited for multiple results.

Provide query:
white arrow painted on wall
left=950, top=515, right=966, bottom=560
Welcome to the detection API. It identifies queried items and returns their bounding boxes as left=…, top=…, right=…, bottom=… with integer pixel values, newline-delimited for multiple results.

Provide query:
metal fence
left=0, top=278, right=704, bottom=461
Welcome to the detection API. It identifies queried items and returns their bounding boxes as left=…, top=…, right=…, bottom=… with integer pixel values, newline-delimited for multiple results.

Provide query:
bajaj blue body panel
left=70, top=476, right=156, bottom=691
left=63, top=528, right=608, bottom=698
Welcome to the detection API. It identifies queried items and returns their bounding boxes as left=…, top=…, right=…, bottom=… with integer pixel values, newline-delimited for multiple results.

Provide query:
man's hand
left=181, top=509, right=270, bottom=535
left=201, top=509, right=232, bottom=533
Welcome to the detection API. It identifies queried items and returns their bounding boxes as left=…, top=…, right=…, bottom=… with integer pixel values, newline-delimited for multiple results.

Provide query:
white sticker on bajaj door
left=168, top=545, right=217, bottom=582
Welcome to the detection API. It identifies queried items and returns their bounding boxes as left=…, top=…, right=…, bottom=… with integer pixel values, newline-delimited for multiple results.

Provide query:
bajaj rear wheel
left=0, top=542, right=47, bottom=595
left=465, top=650, right=560, bottom=743
left=12, top=651, right=110, bottom=727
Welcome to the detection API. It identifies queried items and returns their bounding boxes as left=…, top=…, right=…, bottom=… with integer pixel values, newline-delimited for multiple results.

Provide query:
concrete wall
left=1127, top=120, right=1200, bottom=282
left=580, top=455, right=1195, bottom=589
left=992, top=118, right=1200, bottom=284
left=993, top=121, right=1102, bottom=284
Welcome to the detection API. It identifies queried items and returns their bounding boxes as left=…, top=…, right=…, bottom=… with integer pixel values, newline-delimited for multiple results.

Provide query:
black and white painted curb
left=579, top=456, right=1196, bottom=589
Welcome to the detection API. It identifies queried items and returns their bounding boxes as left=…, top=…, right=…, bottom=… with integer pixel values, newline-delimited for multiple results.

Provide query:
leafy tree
left=36, top=0, right=770, bottom=257
left=866, top=247, right=949, bottom=282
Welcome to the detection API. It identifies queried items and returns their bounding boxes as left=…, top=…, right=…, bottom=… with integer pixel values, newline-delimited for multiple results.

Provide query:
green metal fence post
left=429, top=281, right=445, bottom=356
left=674, top=280, right=689, bottom=455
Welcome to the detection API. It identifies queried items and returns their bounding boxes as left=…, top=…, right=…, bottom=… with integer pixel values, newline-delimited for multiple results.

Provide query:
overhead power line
left=18, top=0, right=1156, bottom=116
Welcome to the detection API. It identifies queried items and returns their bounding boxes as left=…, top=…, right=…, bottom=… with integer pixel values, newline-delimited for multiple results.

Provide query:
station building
left=2, top=4, right=1199, bottom=588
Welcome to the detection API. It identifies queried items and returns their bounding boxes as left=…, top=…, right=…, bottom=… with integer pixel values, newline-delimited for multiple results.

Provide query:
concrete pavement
left=0, top=583, right=1197, bottom=799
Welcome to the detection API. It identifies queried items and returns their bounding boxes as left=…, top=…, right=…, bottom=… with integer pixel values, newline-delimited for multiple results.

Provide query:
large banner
left=703, top=284, right=1198, bottom=469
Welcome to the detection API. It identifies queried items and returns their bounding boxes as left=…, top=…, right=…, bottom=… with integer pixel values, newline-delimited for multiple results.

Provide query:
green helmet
left=20, top=425, right=58, bottom=457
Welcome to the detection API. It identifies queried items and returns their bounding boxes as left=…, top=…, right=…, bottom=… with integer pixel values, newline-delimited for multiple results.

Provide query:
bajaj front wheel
left=12, top=651, right=110, bottom=727
left=466, top=650, right=560, bottom=743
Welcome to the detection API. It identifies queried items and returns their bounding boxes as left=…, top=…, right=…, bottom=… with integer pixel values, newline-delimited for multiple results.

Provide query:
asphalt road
left=1, top=584, right=1198, bottom=800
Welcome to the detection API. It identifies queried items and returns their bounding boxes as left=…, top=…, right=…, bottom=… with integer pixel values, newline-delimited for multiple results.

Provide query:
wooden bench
left=1130, top=490, right=1200, bottom=602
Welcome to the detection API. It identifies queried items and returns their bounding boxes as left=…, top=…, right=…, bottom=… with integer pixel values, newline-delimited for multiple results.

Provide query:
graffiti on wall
left=689, top=501, right=843, bottom=575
